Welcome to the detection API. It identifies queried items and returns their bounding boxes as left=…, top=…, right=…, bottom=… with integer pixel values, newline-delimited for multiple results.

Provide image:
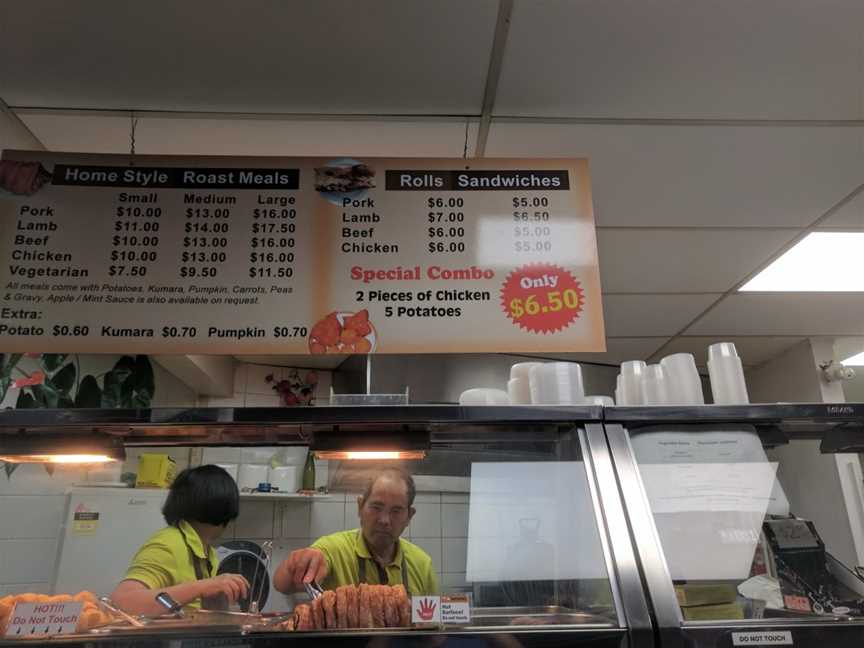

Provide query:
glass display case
left=606, top=404, right=864, bottom=648
left=0, top=406, right=651, bottom=648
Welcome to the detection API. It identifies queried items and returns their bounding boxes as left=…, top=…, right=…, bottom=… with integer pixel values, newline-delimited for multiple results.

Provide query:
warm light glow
left=314, top=450, right=426, bottom=461
left=0, top=454, right=118, bottom=464
left=842, top=351, right=864, bottom=366
left=740, top=232, right=864, bottom=291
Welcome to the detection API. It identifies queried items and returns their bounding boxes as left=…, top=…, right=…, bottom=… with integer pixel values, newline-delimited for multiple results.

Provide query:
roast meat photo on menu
left=308, top=309, right=375, bottom=354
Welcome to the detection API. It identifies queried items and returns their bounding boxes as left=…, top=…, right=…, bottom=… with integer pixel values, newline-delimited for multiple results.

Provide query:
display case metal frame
left=604, top=404, right=864, bottom=648
left=0, top=406, right=653, bottom=648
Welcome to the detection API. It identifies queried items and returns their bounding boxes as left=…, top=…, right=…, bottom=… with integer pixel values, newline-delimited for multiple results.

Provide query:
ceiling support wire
left=128, top=111, right=139, bottom=164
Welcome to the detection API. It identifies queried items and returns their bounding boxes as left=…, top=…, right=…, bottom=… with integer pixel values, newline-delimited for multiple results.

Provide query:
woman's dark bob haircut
left=162, top=464, right=239, bottom=527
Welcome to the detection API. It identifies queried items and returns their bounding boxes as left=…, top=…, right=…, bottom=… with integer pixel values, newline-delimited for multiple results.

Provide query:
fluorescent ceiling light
left=841, top=351, right=864, bottom=366
left=315, top=450, right=426, bottom=461
left=0, top=454, right=119, bottom=464
left=740, top=233, right=864, bottom=292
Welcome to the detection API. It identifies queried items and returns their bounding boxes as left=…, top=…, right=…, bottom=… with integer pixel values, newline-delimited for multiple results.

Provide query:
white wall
left=750, top=337, right=864, bottom=567
left=370, top=353, right=618, bottom=403
left=201, top=361, right=332, bottom=408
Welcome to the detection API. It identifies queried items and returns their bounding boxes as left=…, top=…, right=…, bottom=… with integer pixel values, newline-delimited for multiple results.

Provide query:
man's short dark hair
left=361, top=467, right=416, bottom=508
left=162, top=464, right=239, bottom=527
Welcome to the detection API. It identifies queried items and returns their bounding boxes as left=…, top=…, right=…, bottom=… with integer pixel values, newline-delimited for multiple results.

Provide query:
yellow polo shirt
left=312, top=529, right=438, bottom=595
left=124, top=520, right=218, bottom=608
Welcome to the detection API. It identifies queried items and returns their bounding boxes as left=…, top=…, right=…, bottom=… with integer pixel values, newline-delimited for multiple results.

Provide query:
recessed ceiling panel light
left=841, top=351, right=864, bottom=366
left=740, top=232, right=864, bottom=292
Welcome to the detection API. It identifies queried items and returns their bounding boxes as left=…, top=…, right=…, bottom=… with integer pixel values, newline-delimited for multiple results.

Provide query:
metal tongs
left=304, top=580, right=324, bottom=601
left=248, top=540, right=273, bottom=614
left=98, top=597, right=145, bottom=628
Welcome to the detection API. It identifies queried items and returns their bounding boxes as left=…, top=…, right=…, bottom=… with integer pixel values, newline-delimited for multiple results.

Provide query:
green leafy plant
left=1, top=354, right=156, bottom=479
left=3, top=354, right=155, bottom=410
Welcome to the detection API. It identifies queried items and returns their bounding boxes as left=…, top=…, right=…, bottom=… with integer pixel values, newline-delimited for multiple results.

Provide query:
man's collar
left=179, top=520, right=208, bottom=559
left=355, top=529, right=403, bottom=566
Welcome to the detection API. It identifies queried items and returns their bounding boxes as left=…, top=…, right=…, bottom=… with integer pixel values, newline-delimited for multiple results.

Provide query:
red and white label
left=412, top=596, right=440, bottom=624
left=5, top=601, right=83, bottom=638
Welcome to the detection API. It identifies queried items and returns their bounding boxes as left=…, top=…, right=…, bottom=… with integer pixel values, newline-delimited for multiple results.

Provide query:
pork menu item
left=321, top=590, right=337, bottom=629
left=314, top=164, right=375, bottom=192
left=279, top=584, right=411, bottom=631
left=0, top=591, right=115, bottom=635
left=0, top=160, right=51, bottom=196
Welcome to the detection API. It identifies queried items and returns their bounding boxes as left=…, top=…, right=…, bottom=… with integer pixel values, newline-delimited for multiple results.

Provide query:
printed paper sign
left=72, top=510, right=100, bottom=536
left=412, top=596, right=440, bottom=624
left=0, top=152, right=604, bottom=354
left=5, top=601, right=83, bottom=637
left=732, top=631, right=793, bottom=646
left=440, top=595, right=471, bottom=624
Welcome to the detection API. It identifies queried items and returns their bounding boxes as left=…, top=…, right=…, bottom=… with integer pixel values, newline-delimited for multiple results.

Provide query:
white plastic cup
left=530, top=362, right=585, bottom=405
left=459, top=388, right=511, bottom=406
left=640, top=364, right=670, bottom=405
left=583, top=395, right=615, bottom=406
left=238, top=464, right=268, bottom=492
left=660, top=353, right=705, bottom=405
left=216, top=463, right=239, bottom=482
left=619, top=360, right=647, bottom=406
left=708, top=342, right=750, bottom=405
left=510, top=362, right=544, bottom=382
left=507, top=377, right=532, bottom=405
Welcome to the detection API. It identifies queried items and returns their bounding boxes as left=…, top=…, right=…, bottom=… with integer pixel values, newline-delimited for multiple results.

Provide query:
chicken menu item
left=278, top=584, right=411, bottom=631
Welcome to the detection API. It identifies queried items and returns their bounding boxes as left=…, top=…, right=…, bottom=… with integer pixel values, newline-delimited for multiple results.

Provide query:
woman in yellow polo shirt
left=111, top=465, right=250, bottom=615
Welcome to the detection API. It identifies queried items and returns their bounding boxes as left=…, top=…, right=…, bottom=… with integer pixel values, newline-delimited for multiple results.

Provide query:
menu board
left=0, top=151, right=604, bottom=354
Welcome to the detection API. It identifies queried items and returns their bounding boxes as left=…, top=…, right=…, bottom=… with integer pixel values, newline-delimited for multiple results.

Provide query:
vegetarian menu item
left=278, top=584, right=411, bottom=631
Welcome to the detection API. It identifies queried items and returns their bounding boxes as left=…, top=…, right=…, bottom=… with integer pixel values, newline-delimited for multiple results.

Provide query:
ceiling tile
left=234, top=355, right=347, bottom=370
left=687, top=294, right=864, bottom=336
left=497, top=0, right=863, bottom=119
left=486, top=122, right=863, bottom=228
left=534, top=337, right=669, bottom=365
left=19, top=113, right=479, bottom=157
left=603, top=294, right=717, bottom=337
left=598, top=228, right=798, bottom=292
left=650, top=336, right=805, bottom=368
left=817, top=189, right=864, bottom=229
left=1, top=0, right=497, bottom=114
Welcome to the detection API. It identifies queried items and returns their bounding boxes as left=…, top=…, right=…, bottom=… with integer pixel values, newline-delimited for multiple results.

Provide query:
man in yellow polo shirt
left=274, top=468, right=438, bottom=595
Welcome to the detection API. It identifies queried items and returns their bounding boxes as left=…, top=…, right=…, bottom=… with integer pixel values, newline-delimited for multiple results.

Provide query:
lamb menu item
left=278, top=584, right=411, bottom=631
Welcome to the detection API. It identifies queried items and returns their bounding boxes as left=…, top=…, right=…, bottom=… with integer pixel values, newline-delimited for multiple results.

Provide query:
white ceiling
left=3, top=0, right=864, bottom=373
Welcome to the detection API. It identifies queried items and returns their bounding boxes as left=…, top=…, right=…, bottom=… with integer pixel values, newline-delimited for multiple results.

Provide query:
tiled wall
left=0, top=353, right=197, bottom=595
left=224, top=491, right=470, bottom=611
left=202, top=362, right=333, bottom=408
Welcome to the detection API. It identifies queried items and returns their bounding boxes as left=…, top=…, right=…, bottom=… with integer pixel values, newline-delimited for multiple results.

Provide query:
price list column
left=110, top=195, right=163, bottom=279
left=180, top=204, right=231, bottom=279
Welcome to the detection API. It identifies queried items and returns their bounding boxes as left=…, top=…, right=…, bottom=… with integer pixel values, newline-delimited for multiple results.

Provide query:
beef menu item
left=280, top=584, right=411, bottom=632
left=0, top=160, right=51, bottom=195
left=314, top=164, right=375, bottom=192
